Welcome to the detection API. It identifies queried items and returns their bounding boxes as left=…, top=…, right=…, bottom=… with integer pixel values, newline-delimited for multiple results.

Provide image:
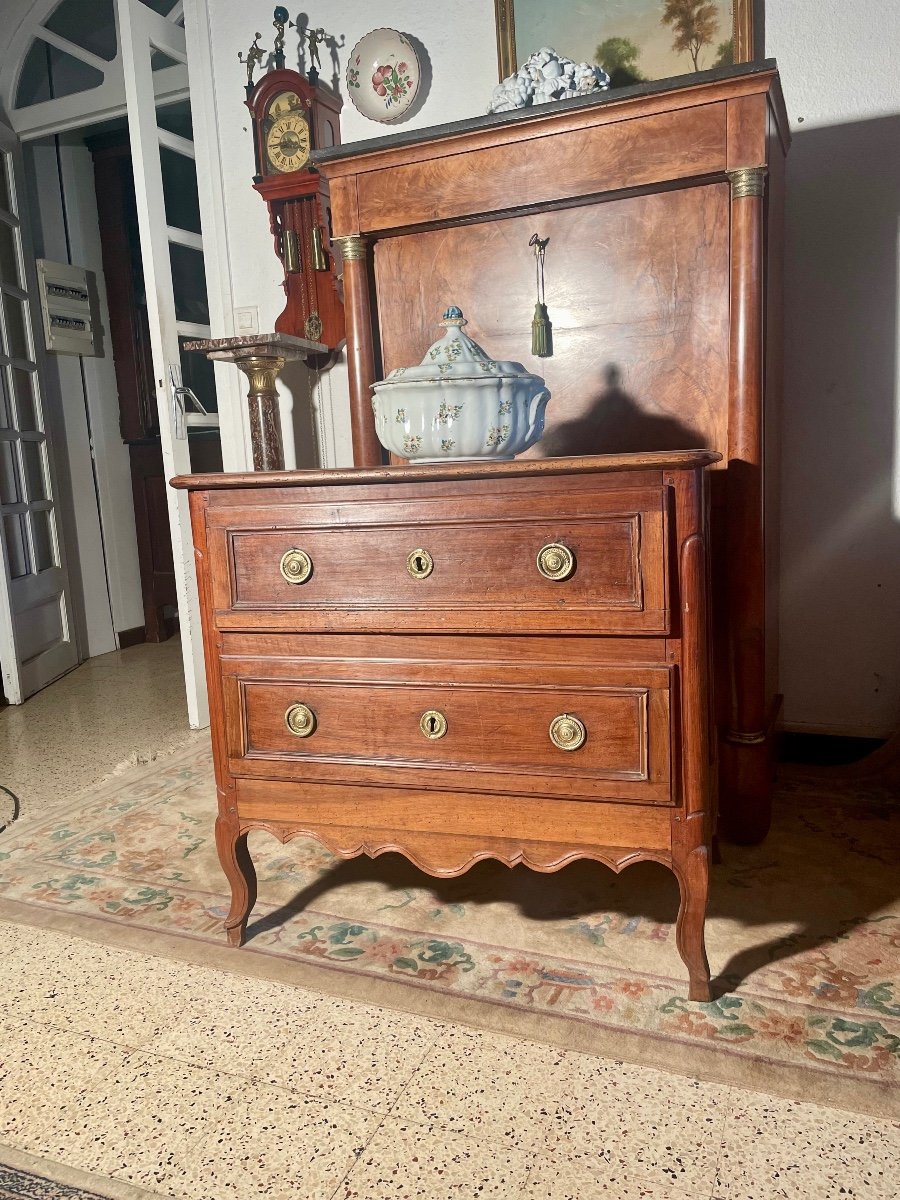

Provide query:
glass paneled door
left=0, top=120, right=78, bottom=703
left=116, top=0, right=220, bottom=729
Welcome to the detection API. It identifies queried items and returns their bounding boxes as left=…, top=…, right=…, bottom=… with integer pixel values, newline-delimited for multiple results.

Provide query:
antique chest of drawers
left=173, top=450, right=719, bottom=1000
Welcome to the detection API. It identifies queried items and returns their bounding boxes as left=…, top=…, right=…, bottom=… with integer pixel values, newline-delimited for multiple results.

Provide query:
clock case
left=246, top=69, right=345, bottom=356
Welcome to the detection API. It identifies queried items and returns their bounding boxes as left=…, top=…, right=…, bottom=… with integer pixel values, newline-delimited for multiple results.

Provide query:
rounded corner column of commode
left=669, top=466, right=713, bottom=1003
left=722, top=164, right=773, bottom=846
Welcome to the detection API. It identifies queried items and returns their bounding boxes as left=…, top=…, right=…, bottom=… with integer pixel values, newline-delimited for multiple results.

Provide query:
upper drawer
left=207, top=485, right=669, bottom=635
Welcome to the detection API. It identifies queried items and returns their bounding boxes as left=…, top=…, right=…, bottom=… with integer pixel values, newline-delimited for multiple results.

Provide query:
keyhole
left=427, top=715, right=437, bottom=734
left=407, top=548, right=433, bottom=579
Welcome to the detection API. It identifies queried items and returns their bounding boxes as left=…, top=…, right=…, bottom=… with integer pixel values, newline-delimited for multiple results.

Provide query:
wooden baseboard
left=116, top=625, right=146, bottom=649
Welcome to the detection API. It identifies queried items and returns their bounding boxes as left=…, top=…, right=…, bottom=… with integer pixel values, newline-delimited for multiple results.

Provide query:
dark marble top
left=312, top=59, right=779, bottom=165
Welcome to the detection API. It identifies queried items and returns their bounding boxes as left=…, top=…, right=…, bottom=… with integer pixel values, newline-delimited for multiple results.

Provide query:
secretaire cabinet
left=315, top=62, right=789, bottom=844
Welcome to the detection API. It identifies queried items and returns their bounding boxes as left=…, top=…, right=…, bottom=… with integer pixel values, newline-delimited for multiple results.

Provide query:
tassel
left=528, top=233, right=553, bottom=358
left=532, top=302, right=553, bottom=358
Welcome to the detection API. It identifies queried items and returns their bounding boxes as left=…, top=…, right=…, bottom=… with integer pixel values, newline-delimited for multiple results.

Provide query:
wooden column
left=722, top=164, right=772, bottom=844
left=334, top=235, right=383, bottom=466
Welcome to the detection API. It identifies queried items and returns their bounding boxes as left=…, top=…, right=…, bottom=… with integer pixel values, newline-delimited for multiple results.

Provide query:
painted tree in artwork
left=595, top=36, right=645, bottom=85
left=661, top=0, right=720, bottom=71
left=714, top=37, right=734, bottom=66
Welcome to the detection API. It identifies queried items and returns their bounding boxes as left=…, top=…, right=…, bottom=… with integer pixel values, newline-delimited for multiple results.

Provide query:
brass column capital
left=727, top=165, right=767, bottom=199
left=234, top=354, right=286, bottom=392
left=333, top=234, right=368, bottom=261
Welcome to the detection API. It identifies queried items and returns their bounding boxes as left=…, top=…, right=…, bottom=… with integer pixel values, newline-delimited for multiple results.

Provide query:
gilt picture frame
left=494, top=1, right=755, bottom=86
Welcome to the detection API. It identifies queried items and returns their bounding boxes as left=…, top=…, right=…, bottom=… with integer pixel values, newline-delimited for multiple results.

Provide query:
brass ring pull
left=285, top=702, right=316, bottom=737
left=537, top=542, right=575, bottom=581
left=280, top=548, right=313, bottom=585
left=407, top=548, right=434, bottom=580
left=549, top=713, right=586, bottom=751
left=419, top=709, right=448, bottom=740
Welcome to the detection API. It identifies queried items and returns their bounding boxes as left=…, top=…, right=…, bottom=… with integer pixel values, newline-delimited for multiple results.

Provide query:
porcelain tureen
left=371, top=307, right=550, bottom=461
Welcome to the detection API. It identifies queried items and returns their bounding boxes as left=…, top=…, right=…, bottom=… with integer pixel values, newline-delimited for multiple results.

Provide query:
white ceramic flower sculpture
left=488, top=47, right=609, bottom=114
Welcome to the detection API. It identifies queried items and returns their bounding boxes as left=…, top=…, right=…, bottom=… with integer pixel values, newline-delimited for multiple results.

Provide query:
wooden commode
left=174, top=450, right=719, bottom=1000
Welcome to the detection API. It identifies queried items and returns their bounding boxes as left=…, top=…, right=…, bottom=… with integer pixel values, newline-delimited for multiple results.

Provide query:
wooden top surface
left=172, top=450, right=721, bottom=491
left=313, top=60, right=787, bottom=177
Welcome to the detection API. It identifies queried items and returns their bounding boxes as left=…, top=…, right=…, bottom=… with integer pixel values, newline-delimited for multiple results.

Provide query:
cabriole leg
left=215, top=816, right=257, bottom=947
left=674, top=845, right=712, bottom=1002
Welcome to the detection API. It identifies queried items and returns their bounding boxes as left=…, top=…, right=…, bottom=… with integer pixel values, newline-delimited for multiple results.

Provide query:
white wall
left=199, top=1, right=900, bottom=739
left=766, top=0, right=900, bottom=736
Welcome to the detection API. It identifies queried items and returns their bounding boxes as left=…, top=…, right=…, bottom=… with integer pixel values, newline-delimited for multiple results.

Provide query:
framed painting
left=494, top=1, right=755, bottom=86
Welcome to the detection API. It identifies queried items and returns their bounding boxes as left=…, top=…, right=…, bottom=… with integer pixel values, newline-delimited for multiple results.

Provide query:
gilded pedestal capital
left=333, top=234, right=368, bottom=262
left=234, top=355, right=286, bottom=395
left=727, top=165, right=767, bottom=199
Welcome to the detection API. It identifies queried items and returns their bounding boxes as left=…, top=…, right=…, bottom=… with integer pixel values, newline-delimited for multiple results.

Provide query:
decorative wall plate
left=346, top=28, right=420, bottom=123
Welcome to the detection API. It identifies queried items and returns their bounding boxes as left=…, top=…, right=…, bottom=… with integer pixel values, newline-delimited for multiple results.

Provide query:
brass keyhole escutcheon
left=419, top=709, right=448, bottom=740
left=537, top=542, right=575, bottom=581
left=549, top=713, right=586, bottom=751
left=407, top=548, right=434, bottom=580
left=285, top=702, right=316, bottom=737
left=280, top=548, right=313, bottom=585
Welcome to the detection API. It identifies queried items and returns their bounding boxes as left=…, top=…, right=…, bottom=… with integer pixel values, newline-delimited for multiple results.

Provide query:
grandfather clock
left=245, top=68, right=344, bottom=354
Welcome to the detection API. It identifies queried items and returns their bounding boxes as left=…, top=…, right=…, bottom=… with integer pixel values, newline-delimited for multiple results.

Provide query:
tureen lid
left=375, top=307, right=540, bottom=386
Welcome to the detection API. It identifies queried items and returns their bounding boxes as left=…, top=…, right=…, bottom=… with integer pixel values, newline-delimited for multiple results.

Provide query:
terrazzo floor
left=0, top=640, right=205, bottom=827
left=2, top=644, right=899, bottom=1199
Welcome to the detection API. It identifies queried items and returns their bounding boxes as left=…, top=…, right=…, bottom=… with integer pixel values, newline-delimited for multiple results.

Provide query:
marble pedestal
left=185, top=332, right=326, bottom=470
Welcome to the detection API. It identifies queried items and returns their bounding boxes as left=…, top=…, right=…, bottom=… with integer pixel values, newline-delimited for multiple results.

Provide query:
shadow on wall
left=779, top=115, right=900, bottom=734
left=280, top=358, right=321, bottom=469
left=539, top=364, right=705, bottom=456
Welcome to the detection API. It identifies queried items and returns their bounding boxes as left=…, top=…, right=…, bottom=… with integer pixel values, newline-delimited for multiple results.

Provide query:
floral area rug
left=1, top=743, right=898, bottom=1116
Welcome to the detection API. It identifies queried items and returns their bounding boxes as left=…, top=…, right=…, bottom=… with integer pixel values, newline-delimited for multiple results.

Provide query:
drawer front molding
left=222, top=655, right=673, bottom=805
left=209, top=486, right=669, bottom=636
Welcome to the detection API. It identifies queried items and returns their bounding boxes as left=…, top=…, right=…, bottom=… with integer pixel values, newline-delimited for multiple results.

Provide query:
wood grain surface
left=213, top=483, right=669, bottom=636
left=373, top=187, right=731, bottom=463
left=356, top=106, right=725, bottom=233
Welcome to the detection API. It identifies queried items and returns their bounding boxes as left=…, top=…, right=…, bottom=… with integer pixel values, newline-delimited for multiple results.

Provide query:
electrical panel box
left=35, top=259, right=97, bottom=356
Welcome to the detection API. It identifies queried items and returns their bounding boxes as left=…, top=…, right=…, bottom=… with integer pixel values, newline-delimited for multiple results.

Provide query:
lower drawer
left=221, top=650, right=674, bottom=805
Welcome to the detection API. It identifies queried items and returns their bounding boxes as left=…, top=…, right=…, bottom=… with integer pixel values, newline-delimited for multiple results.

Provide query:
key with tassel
left=528, top=232, right=553, bottom=358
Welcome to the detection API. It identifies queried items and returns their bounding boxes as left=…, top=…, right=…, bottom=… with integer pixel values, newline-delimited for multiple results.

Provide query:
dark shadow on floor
left=246, top=774, right=900, bottom=1002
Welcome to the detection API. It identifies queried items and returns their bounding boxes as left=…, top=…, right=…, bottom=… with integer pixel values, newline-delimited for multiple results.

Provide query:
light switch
left=234, top=306, right=259, bottom=334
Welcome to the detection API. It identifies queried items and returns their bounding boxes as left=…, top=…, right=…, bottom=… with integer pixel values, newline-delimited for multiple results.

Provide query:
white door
left=116, top=0, right=219, bottom=728
left=0, top=120, right=79, bottom=703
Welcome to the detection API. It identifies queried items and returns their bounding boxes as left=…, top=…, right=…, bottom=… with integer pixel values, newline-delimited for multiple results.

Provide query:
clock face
left=264, top=92, right=311, bottom=173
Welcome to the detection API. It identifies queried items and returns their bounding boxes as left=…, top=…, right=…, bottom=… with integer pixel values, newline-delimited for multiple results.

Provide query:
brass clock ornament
left=244, top=28, right=344, bottom=358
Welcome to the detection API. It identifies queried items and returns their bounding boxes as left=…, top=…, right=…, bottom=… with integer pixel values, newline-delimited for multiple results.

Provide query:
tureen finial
left=440, top=306, right=467, bottom=327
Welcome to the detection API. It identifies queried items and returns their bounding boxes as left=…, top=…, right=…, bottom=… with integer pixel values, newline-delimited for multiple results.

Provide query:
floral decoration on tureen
left=371, top=307, right=550, bottom=461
